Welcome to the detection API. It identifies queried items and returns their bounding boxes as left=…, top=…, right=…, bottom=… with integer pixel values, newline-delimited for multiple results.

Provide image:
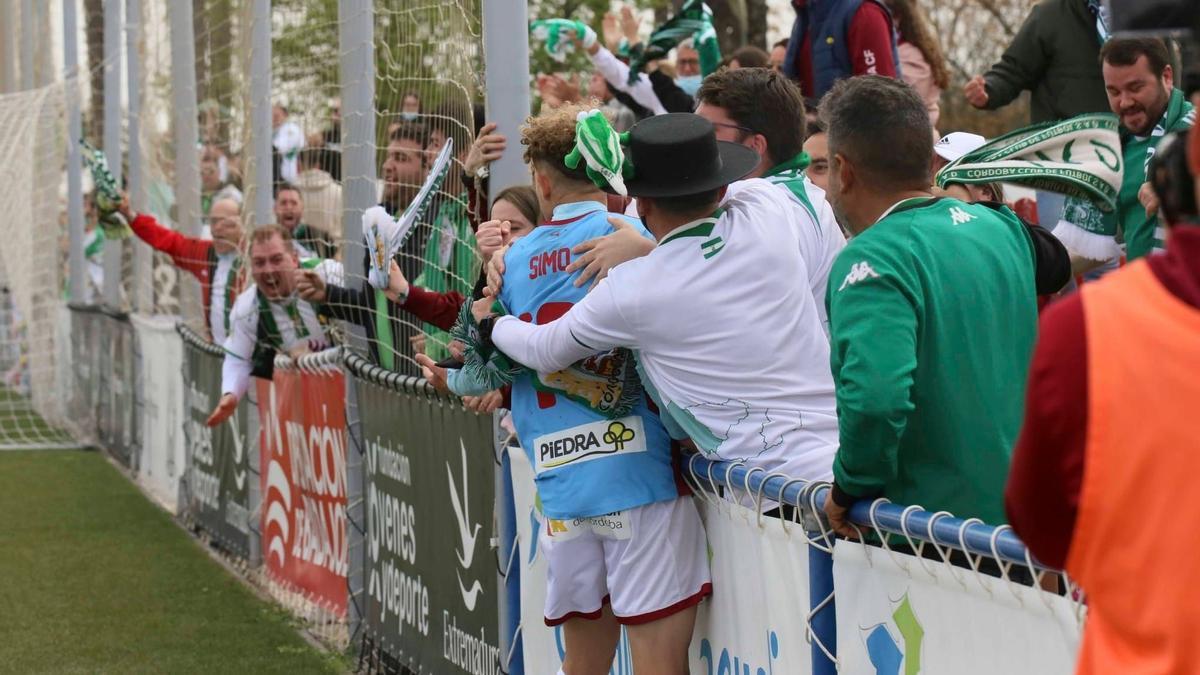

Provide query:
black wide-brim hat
left=614, top=113, right=760, bottom=198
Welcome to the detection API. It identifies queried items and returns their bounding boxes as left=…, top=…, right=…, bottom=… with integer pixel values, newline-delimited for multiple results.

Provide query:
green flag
left=627, top=0, right=719, bottom=85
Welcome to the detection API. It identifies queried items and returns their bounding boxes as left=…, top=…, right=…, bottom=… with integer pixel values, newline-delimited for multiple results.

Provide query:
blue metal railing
left=685, top=455, right=1059, bottom=675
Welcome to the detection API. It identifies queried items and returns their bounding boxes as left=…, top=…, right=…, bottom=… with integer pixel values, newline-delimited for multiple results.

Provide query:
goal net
left=0, top=81, right=77, bottom=449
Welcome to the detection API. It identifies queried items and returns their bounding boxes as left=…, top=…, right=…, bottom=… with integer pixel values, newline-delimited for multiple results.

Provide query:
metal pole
left=482, top=0, right=530, bottom=204
left=101, top=0, right=123, bottom=310
left=65, top=0, right=86, bottom=302
left=168, top=0, right=203, bottom=323
left=19, top=0, right=32, bottom=90
left=248, top=0, right=272, bottom=229
left=338, top=0, right=374, bottom=646
left=0, top=1, right=14, bottom=93
left=127, top=0, right=151, bottom=313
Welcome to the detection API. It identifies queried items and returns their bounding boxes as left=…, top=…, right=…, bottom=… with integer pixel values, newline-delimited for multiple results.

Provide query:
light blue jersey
left=499, top=201, right=680, bottom=519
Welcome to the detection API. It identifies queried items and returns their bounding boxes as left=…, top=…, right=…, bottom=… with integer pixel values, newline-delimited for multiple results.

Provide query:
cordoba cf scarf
left=936, top=113, right=1124, bottom=212
left=1054, top=90, right=1194, bottom=261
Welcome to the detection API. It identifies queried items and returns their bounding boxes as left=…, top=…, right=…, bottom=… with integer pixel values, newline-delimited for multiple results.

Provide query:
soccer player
left=422, top=104, right=709, bottom=675
left=206, top=225, right=339, bottom=427
left=477, top=112, right=839, bottom=496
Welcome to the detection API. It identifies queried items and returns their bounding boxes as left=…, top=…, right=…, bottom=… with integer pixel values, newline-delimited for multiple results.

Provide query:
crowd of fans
left=85, top=1, right=1200, bottom=672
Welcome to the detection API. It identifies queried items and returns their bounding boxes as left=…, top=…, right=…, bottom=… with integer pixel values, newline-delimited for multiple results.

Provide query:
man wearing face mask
left=399, top=91, right=421, bottom=122
left=117, top=194, right=246, bottom=346
left=206, top=225, right=340, bottom=427
left=1055, top=38, right=1195, bottom=270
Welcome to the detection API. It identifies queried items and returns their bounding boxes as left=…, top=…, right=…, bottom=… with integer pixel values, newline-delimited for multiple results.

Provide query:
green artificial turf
left=0, top=450, right=347, bottom=674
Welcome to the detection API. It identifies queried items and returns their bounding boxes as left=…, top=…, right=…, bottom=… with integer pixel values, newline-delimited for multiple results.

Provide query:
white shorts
left=541, top=495, right=711, bottom=626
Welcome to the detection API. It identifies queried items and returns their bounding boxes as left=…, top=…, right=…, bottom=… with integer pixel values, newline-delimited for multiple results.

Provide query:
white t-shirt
left=624, top=175, right=845, bottom=333
left=492, top=179, right=837, bottom=483
left=744, top=174, right=846, bottom=333
left=220, top=260, right=341, bottom=398
left=273, top=120, right=305, bottom=184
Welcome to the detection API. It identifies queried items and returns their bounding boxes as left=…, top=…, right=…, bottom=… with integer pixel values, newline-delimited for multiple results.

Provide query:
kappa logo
left=838, top=261, right=881, bottom=291
left=948, top=206, right=975, bottom=225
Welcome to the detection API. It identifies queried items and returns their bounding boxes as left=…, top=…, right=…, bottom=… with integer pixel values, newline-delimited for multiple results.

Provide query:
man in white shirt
left=206, top=225, right=338, bottom=427
left=273, top=104, right=305, bottom=185
left=559, top=67, right=846, bottom=333
left=478, top=114, right=839, bottom=487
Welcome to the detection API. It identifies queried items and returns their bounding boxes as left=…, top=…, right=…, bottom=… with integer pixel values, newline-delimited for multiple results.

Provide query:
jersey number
left=520, top=301, right=573, bottom=409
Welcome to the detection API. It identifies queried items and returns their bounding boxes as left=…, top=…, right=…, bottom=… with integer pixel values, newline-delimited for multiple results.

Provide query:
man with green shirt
left=413, top=193, right=478, bottom=361
left=1055, top=38, right=1195, bottom=267
left=819, top=76, right=1070, bottom=532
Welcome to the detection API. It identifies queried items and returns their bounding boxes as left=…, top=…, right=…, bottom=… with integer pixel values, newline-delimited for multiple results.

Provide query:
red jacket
left=128, top=213, right=244, bottom=339
left=1006, top=227, right=1200, bottom=568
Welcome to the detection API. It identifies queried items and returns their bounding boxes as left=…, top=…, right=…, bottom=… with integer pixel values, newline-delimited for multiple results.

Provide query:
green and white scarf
left=627, top=0, right=720, bottom=85
left=936, top=114, right=1125, bottom=211
left=80, top=140, right=133, bottom=239
left=530, top=18, right=593, bottom=63
left=1055, top=89, right=1195, bottom=261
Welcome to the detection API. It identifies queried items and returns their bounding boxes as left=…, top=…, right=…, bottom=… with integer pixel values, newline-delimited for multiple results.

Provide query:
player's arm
left=826, top=253, right=917, bottom=508
left=488, top=273, right=638, bottom=374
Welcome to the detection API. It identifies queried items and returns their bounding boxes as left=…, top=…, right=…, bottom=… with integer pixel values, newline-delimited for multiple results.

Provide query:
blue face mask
left=676, top=75, right=702, bottom=97
left=400, top=111, right=419, bottom=121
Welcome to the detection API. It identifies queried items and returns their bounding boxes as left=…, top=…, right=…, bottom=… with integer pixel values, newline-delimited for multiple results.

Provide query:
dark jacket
left=981, top=0, right=1109, bottom=123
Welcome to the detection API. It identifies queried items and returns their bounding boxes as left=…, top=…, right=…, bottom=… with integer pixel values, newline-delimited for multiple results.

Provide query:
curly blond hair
left=521, top=101, right=607, bottom=182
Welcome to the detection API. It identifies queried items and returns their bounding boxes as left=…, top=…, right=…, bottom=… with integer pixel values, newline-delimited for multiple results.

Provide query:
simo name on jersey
left=529, top=247, right=572, bottom=280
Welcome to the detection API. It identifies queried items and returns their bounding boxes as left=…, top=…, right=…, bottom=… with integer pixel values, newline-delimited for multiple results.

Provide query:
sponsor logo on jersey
left=534, top=416, right=647, bottom=473
left=948, top=206, right=976, bottom=225
left=545, top=510, right=632, bottom=541
left=837, top=261, right=881, bottom=291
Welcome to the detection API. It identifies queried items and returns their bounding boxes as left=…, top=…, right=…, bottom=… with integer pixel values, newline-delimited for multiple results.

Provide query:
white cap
left=933, top=132, right=987, bottom=163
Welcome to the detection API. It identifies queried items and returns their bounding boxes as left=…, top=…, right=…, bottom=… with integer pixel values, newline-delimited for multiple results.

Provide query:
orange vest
left=1067, top=261, right=1200, bottom=675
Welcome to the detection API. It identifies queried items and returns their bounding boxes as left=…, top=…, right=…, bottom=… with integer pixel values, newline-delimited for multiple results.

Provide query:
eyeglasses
left=678, top=58, right=700, bottom=67
left=710, top=121, right=758, bottom=138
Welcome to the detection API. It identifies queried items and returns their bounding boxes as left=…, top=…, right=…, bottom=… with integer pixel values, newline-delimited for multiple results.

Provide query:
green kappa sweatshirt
left=826, top=198, right=1039, bottom=525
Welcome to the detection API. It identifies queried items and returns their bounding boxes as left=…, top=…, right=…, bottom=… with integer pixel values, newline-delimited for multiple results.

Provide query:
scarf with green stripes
left=449, top=300, right=643, bottom=419
left=1054, top=90, right=1194, bottom=261
left=80, top=140, right=133, bottom=239
left=627, top=0, right=720, bottom=85
left=936, top=114, right=1124, bottom=211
